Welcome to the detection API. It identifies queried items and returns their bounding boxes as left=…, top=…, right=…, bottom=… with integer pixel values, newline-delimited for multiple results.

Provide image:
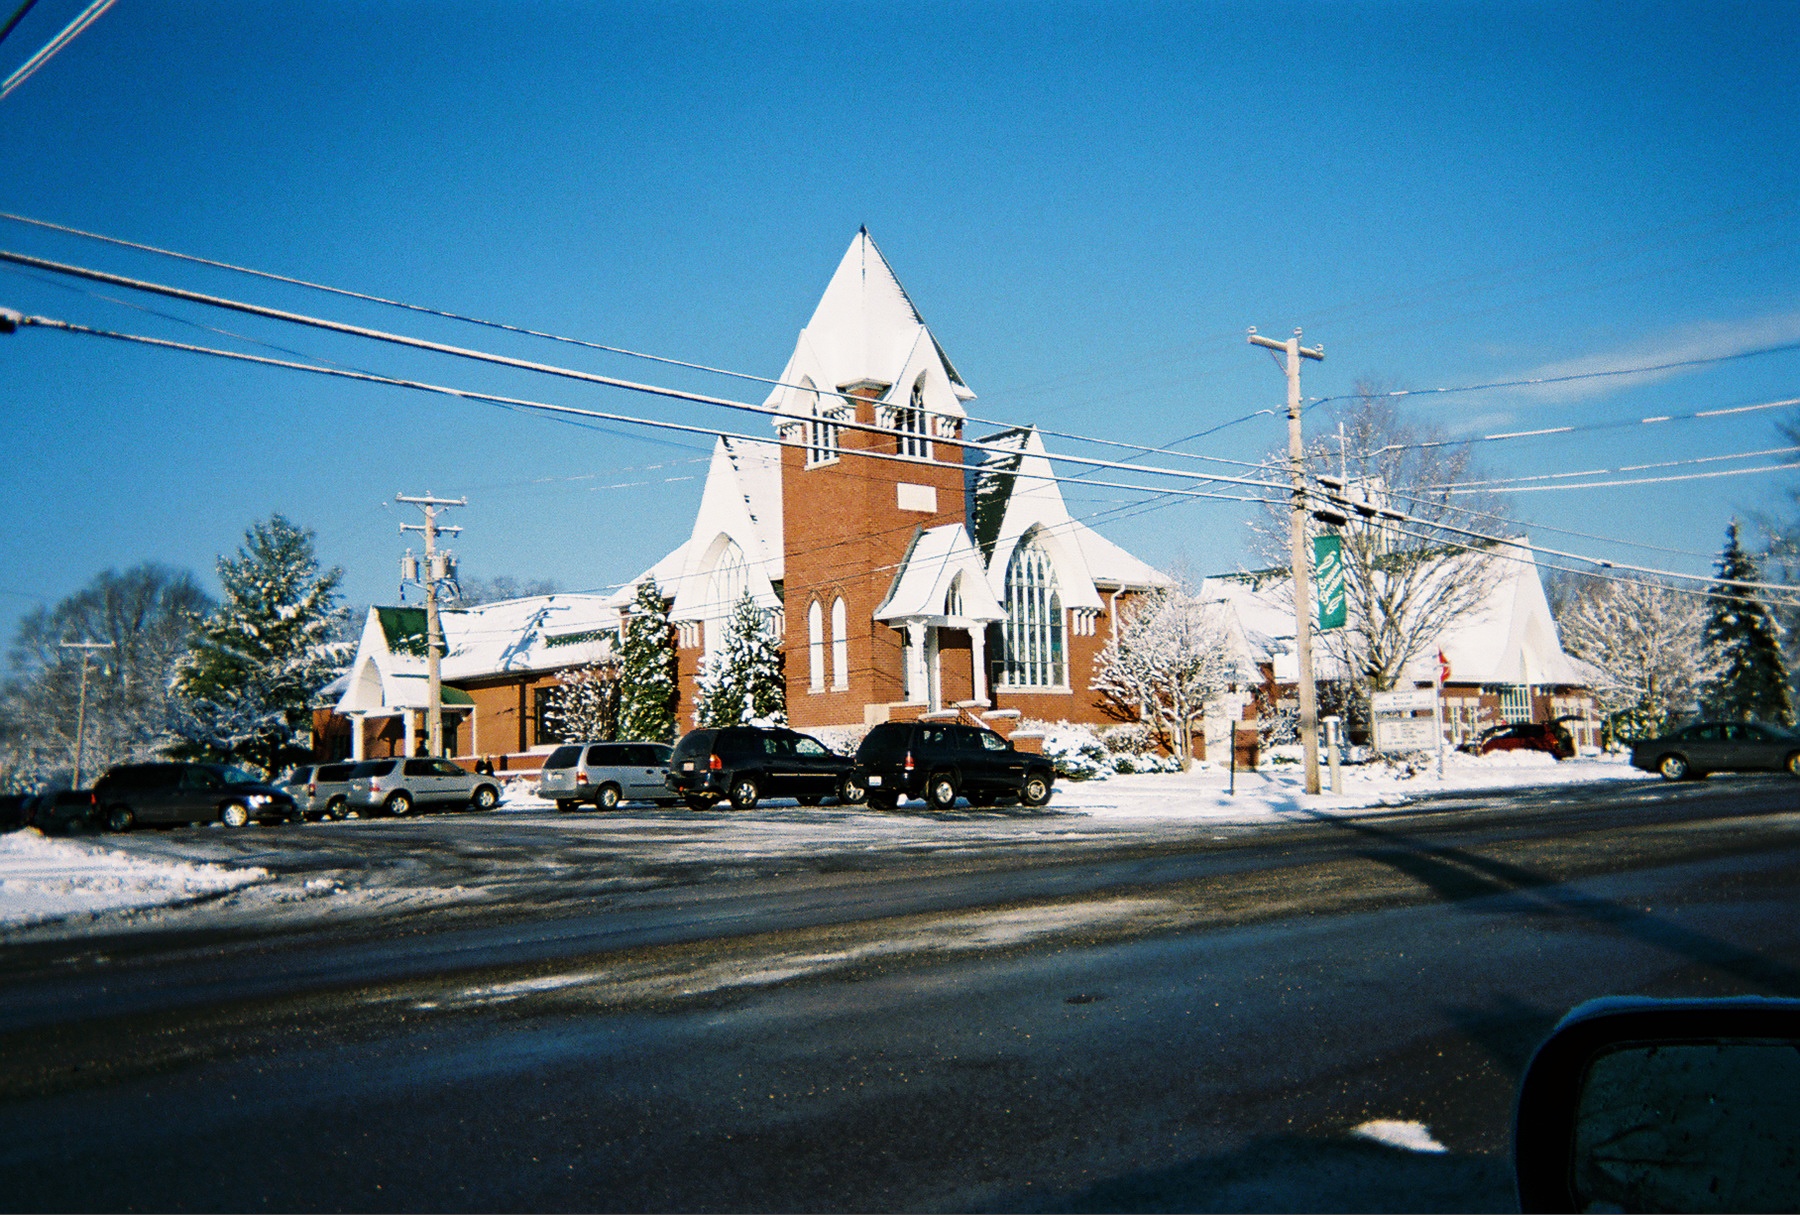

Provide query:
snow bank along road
left=0, top=774, right=1797, bottom=1210
left=3, top=774, right=1800, bottom=1209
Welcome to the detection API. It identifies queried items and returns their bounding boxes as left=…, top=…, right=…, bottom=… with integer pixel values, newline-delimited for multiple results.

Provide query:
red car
left=1469, top=721, right=1575, bottom=760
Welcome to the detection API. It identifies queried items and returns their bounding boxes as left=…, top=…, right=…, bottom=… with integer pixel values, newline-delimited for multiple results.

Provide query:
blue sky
left=2, top=0, right=1796, bottom=640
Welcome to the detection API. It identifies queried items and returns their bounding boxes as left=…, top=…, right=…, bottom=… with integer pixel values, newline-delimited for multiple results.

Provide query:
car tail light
left=904, top=751, right=914, bottom=771
left=308, top=783, right=317, bottom=795
left=369, top=780, right=382, bottom=793
left=709, top=753, right=722, bottom=771
left=577, top=768, right=588, bottom=783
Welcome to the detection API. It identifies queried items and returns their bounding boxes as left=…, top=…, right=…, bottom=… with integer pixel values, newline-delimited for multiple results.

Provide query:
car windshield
left=220, top=766, right=262, bottom=785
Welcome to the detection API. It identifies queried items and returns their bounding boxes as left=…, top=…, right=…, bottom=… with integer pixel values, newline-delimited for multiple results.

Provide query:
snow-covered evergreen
left=695, top=595, right=786, bottom=728
left=169, top=515, right=344, bottom=776
left=543, top=659, right=620, bottom=742
left=617, top=579, right=678, bottom=742
left=1701, top=521, right=1794, bottom=724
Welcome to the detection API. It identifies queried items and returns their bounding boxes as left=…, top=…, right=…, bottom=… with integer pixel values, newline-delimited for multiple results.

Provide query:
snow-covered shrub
left=1099, top=722, right=1156, bottom=755
left=811, top=724, right=869, bottom=756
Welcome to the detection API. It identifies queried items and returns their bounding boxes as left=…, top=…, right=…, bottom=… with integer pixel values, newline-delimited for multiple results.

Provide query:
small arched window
left=800, top=377, right=837, bottom=466
left=895, top=376, right=930, bottom=459
left=1003, top=532, right=1064, bottom=687
left=807, top=600, right=824, bottom=691
left=944, top=575, right=963, bottom=618
left=830, top=597, right=849, bottom=690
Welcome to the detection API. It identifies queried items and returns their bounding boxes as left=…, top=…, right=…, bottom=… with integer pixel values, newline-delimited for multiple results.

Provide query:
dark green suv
left=855, top=721, right=1054, bottom=810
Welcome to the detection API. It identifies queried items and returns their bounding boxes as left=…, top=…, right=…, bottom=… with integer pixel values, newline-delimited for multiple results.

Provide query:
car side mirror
left=1515, top=997, right=1800, bottom=1212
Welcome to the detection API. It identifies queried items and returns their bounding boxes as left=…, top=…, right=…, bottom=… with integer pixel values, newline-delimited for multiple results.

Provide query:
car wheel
left=106, top=805, right=134, bottom=833
left=838, top=776, right=868, bottom=806
left=472, top=785, right=499, bottom=811
left=868, top=791, right=900, bottom=811
left=1787, top=753, right=1800, bottom=778
left=220, top=802, right=250, bottom=828
left=555, top=799, right=577, bottom=813
left=728, top=776, right=760, bottom=810
left=1020, top=773, right=1053, bottom=807
left=596, top=784, right=621, bottom=811
left=684, top=796, right=714, bottom=811
left=385, top=792, right=413, bottom=817
left=926, top=772, right=959, bottom=810
left=327, top=797, right=349, bottom=821
left=1657, top=754, right=1689, bottom=781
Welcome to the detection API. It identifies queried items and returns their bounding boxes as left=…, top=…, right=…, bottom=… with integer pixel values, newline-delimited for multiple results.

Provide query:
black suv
left=666, top=726, right=863, bottom=810
left=855, top=721, right=1054, bottom=810
left=92, top=762, right=302, bottom=831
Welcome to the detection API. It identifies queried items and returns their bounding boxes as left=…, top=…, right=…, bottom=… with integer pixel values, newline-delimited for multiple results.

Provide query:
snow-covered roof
left=971, top=426, right=1166, bottom=608
left=666, top=436, right=784, bottom=624
left=765, top=229, right=973, bottom=430
left=1201, top=542, right=1591, bottom=689
left=332, top=594, right=621, bottom=715
left=875, top=525, right=1006, bottom=623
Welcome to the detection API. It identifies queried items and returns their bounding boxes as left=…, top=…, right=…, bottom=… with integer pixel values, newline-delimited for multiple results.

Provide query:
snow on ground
left=0, top=828, right=268, bottom=927
left=0, top=753, right=1652, bottom=936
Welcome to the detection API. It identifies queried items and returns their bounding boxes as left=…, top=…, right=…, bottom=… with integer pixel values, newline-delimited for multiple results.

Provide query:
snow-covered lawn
left=0, top=828, right=268, bottom=927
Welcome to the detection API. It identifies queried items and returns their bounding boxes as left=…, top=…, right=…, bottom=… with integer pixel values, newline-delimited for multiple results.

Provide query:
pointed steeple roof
left=766, top=230, right=972, bottom=417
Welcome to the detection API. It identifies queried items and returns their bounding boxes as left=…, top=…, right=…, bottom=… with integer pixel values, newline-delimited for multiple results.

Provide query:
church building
left=615, top=229, right=1171, bottom=733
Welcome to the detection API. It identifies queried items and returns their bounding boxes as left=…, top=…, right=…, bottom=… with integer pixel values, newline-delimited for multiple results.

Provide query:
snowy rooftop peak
left=769, top=230, right=972, bottom=415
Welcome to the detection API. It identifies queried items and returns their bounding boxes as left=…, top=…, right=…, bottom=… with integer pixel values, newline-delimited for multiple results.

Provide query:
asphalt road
left=2, top=776, right=1798, bottom=1211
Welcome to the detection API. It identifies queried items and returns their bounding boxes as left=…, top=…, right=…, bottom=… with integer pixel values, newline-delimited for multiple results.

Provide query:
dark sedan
left=1467, top=720, right=1575, bottom=760
left=1629, top=721, right=1800, bottom=780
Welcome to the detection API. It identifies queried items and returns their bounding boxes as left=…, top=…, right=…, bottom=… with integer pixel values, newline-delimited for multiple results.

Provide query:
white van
left=537, top=741, right=675, bottom=811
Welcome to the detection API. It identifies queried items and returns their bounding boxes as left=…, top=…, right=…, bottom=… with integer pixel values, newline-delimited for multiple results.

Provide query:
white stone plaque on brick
left=896, top=483, right=938, bottom=513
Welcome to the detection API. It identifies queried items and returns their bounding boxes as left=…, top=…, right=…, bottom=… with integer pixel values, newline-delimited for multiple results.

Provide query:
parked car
left=855, top=720, right=1055, bottom=810
left=345, top=757, right=502, bottom=817
left=21, top=789, right=100, bottom=833
left=538, top=741, right=675, bottom=811
left=665, top=726, right=862, bottom=810
left=1629, top=720, right=1800, bottom=780
left=0, top=794, right=28, bottom=832
left=282, top=762, right=358, bottom=820
left=91, top=762, right=302, bottom=831
left=1465, top=720, right=1575, bottom=760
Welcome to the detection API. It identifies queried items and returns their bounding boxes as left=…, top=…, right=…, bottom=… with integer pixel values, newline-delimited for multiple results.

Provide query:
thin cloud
left=1500, top=310, right=1800, bottom=404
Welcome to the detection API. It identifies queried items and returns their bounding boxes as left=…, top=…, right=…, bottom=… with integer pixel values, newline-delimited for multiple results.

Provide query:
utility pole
left=397, top=493, right=465, bottom=758
left=1248, top=326, right=1325, bottom=794
left=59, top=639, right=114, bottom=789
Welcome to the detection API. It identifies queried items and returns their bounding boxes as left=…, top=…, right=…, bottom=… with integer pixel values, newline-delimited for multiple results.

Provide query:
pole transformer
left=1248, top=326, right=1325, bottom=794
left=397, top=493, right=465, bottom=758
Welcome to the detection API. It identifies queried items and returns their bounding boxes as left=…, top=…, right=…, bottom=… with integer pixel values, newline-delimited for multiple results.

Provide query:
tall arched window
left=807, top=600, right=824, bottom=691
left=705, top=540, right=748, bottom=655
left=800, top=377, right=837, bottom=466
left=895, top=376, right=930, bottom=459
left=830, top=597, right=849, bottom=690
left=944, top=575, right=963, bottom=618
left=1003, top=532, right=1064, bottom=687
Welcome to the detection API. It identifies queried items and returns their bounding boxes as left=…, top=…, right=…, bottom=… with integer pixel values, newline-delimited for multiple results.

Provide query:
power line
left=0, top=0, right=113, bottom=100
left=1456, top=460, right=1800, bottom=495
left=0, top=249, right=1293, bottom=497
left=1431, top=444, right=1800, bottom=490
left=1367, top=394, right=1800, bottom=455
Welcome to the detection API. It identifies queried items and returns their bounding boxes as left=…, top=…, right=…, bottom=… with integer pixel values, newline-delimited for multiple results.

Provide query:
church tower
left=770, top=230, right=980, bottom=727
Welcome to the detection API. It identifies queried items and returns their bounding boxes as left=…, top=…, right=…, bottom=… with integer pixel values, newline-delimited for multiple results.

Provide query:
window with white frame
left=1499, top=685, right=1532, bottom=722
left=800, top=378, right=838, bottom=466
left=1002, top=532, right=1064, bottom=687
left=944, top=575, right=963, bottom=618
left=807, top=600, right=824, bottom=691
left=895, top=377, right=931, bottom=459
left=830, top=597, right=848, bottom=690
left=705, top=541, right=749, bottom=654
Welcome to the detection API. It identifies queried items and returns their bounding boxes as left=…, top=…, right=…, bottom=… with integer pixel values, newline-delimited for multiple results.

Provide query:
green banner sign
left=1314, top=534, right=1346, bottom=630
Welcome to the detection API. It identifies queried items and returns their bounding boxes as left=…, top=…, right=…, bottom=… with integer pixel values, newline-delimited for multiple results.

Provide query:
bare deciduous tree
left=1554, top=574, right=1716, bottom=742
left=1091, top=581, right=1241, bottom=769
left=1251, top=384, right=1507, bottom=702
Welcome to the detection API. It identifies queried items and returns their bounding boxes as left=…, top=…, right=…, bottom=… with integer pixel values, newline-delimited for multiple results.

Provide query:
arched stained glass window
left=1002, top=532, right=1064, bottom=687
left=705, top=541, right=749, bottom=654
left=807, top=600, right=824, bottom=691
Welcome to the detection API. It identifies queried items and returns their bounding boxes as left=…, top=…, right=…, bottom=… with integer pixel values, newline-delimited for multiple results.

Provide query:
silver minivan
left=346, top=758, right=502, bottom=817
left=283, top=762, right=358, bottom=820
left=538, top=741, right=674, bottom=811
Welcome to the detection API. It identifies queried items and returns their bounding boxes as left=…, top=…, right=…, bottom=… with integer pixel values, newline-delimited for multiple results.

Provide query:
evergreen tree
left=170, top=515, right=345, bottom=776
left=543, top=659, right=620, bottom=742
left=617, top=579, right=678, bottom=742
left=1701, top=521, right=1794, bottom=724
left=694, top=596, right=786, bottom=728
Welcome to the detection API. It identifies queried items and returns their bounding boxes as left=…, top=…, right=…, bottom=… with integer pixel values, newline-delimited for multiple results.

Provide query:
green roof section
left=440, top=686, right=475, bottom=706
left=375, top=606, right=429, bottom=657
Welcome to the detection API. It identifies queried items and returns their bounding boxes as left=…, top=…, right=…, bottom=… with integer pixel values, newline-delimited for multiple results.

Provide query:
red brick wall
left=781, top=390, right=967, bottom=731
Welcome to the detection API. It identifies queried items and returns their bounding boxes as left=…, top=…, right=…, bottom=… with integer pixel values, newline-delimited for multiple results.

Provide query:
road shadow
left=1012, top=1134, right=1512, bottom=1213
left=1298, top=807, right=1800, bottom=997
